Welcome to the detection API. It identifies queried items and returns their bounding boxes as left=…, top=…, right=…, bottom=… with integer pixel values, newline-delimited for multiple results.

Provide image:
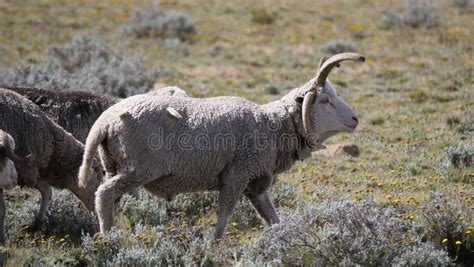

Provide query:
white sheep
left=79, top=53, right=365, bottom=239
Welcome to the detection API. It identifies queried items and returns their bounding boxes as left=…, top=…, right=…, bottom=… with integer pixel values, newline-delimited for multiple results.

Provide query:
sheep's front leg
left=245, top=192, right=280, bottom=225
left=215, top=172, right=249, bottom=240
left=31, top=180, right=52, bottom=230
left=0, top=190, right=6, bottom=244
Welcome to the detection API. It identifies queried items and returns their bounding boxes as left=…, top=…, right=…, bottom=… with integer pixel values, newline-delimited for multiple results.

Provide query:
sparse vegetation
left=121, top=5, right=195, bottom=40
left=403, top=0, right=439, bottom=28
left=242, top=201, right=453, bottom=266
left=249, top=8, right=276, bottom=24
left=438, top=143, right=473, bottom=183
left=380, top=10, right=404, bottom=29
left=380, top=0, right=440, bottom=29
left=452, top=0, right=470, bottom=8
left=264, top=85, right=279, bottom=95
left=0, top=35, right=159, bottom=98
left=320, top=39, right=357, bottom=54
left=409, top=87, right=429, bottom=102
left=370, top=114, right=385, bottom=125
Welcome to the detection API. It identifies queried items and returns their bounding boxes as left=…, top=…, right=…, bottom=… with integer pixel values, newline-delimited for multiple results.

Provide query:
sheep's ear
left=295, top=95, right=304, bottom=106
left=318, top=56, right=330, bottom=69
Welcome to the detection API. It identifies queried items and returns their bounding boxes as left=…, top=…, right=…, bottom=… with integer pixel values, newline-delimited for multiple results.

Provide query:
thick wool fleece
left=3, top=86, right=116, bottom=143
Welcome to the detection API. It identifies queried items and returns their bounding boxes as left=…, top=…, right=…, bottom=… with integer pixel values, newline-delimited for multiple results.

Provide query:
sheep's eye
left=320, top=97, right=329, bottom=104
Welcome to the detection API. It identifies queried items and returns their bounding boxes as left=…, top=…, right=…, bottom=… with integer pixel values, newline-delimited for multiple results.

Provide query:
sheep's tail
left=78, top=123, right=108, bottom=188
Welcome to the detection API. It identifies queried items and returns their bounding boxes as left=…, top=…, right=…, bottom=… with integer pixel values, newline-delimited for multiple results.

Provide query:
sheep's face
left=310, top=80, right=358, bottom=142
left=0, top=137, right=18, bottom=190
left=73, top=159, right=103, bottom=211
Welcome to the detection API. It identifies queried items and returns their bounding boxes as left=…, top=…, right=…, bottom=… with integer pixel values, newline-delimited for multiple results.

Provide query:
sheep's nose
left=352, top=116, right=358, bottom=122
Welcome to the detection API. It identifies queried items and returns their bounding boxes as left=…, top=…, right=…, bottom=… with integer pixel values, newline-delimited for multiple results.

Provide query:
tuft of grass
left=445, top=143, right=473, bottom=168
left=370, top=115, right=385, bottom=126
left=438, top=143, right=473, bottom=183
left=249, top=8, right=276, bottom=24
left=409, top=88, right=428, bottom=102
left=379, top=10, right=404, bottom=29
left=320, top=39, right=357, bottom=54
left=264, top=85, right=279, bottom=95
left=456, top=122, right=474, bottom=134
left=422, top=193, right=473, bottom=265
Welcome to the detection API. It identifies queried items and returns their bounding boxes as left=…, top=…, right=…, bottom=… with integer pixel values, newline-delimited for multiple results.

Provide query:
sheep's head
left=300, top=53, right=365, bottom=150
left=0, top=130, right=31, bottom=189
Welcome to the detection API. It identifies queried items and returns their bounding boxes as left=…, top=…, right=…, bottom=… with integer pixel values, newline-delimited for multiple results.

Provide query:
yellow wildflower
left=442, top=238, right=448, bottom=244
left=455, top=241, right=462, bottom=245
left=166, top=227, right=177, bottom=233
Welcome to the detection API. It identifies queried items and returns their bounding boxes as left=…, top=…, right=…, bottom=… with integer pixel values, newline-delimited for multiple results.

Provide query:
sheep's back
left=0, top=89, right=55, bottom=186
left=3, top=86, right=116, bottom=142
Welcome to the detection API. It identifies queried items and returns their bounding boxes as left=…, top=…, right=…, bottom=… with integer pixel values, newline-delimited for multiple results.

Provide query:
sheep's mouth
left=343, top=124, right=357, bottom=132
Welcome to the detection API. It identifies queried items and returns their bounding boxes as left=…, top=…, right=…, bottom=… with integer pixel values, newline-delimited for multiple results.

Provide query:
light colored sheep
left=79, top=53, right=365, bottom=239
left=0, top=89, right=103, bottom=243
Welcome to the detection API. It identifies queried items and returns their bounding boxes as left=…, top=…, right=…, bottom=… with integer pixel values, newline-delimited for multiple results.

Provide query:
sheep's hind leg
left=245, top=192, right=280, bottom=225
left=95, top=172, right=139, bottom=233
left=31, top=180, right=52, bottom=231
left=0, top=190, right=6, bottom=244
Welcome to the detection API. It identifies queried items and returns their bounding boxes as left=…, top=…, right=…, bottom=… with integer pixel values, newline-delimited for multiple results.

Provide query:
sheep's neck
left=262, top=96, right=310, bottom=174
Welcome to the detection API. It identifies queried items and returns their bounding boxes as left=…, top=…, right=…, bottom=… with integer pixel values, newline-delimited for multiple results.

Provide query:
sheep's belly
left=143, top=174, right=219, bottom=201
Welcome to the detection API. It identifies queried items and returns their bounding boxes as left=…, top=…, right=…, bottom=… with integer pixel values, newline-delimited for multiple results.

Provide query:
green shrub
left=380, top=0, right=439, bottom=29
left=404, top=0, right=439, bottom=28
left=380, top=10, right=404, bottom=29
left=321, top=39, right=357, bottom=54
left=249, top=8, right=276, bottom=24
left=422, top=193, right=473, bottom=265
left=242, top=201, right=452, bottom=266
left=0, top=35, right=160, bottom=98
left=452, top=0, right=470, bottom=8
left=122, top=5, right=195, bottom=40
left=265, top=85, right=279, bottom=95
left=409, top=88, right=428, bottom=102
left=370, top=115, right=385, bottom=125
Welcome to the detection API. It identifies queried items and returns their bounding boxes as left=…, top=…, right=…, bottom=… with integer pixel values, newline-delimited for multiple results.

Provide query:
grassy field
left=0, top=0, right=473, bottom=265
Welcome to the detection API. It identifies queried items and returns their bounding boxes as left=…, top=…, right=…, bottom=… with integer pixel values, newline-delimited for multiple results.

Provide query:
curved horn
left=301, top=91, right=325, bottom=150
left=0, top=131, right=31, bottom=162
left=315, top=52, right=365, bottom=87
